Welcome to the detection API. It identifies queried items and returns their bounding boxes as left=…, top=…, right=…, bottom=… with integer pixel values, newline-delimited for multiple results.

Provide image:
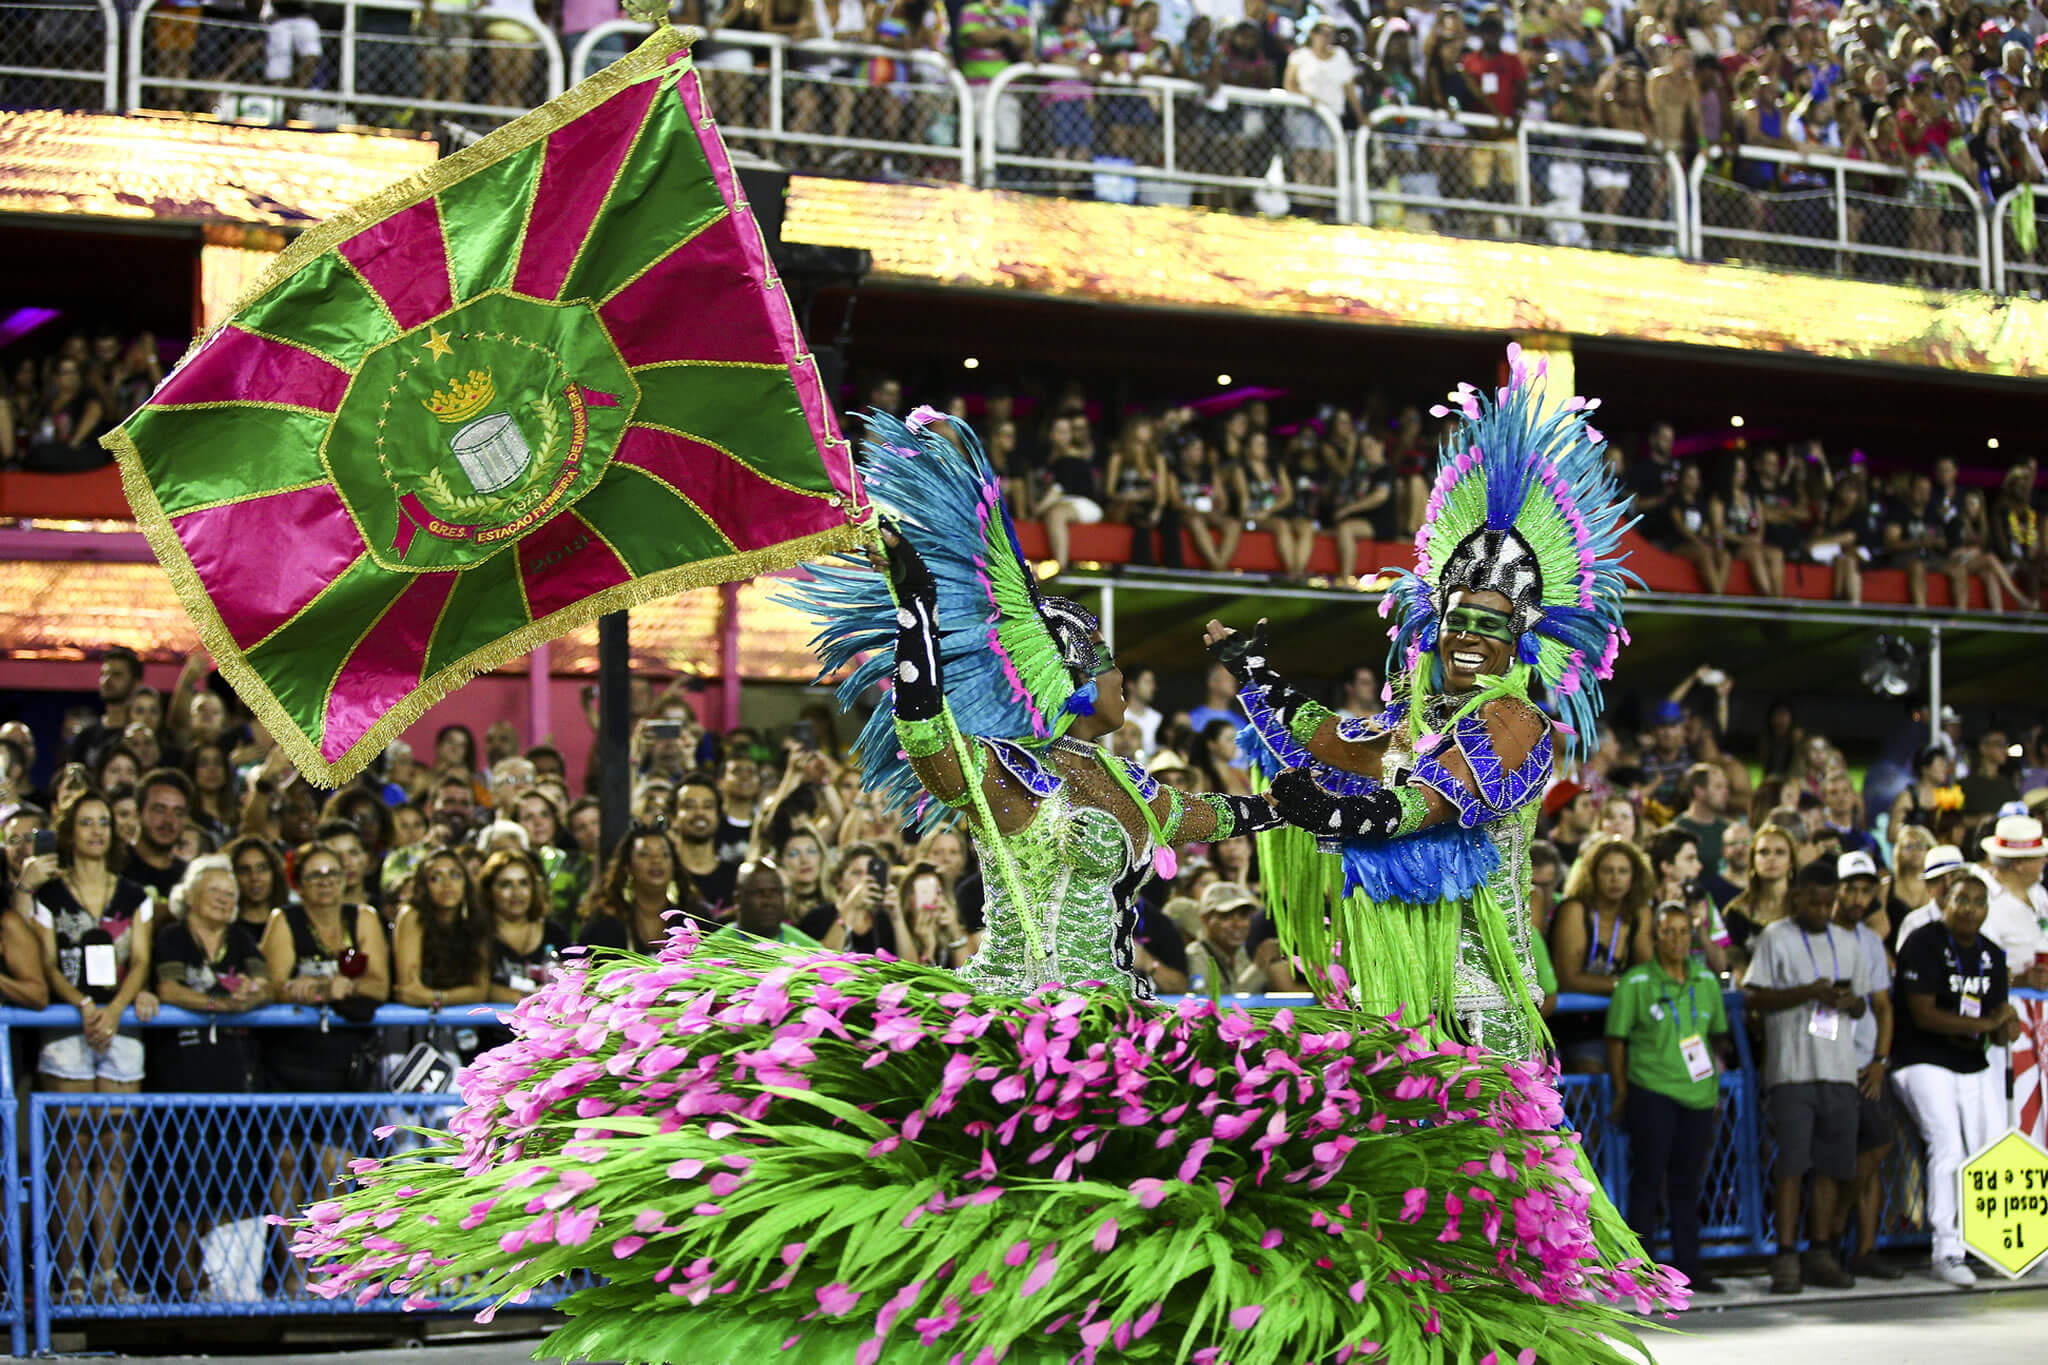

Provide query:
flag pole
left=597, top=612, right=633, bottom=855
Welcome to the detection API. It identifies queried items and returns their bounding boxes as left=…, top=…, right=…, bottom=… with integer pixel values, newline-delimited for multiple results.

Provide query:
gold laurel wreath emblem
left=413, top=392, right=565, bottom=525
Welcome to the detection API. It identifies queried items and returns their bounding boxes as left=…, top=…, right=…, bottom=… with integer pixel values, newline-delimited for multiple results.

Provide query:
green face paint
left=1077, top=637, right=1118, bottom=679
left=1442, top=605, right=1515, bottom=643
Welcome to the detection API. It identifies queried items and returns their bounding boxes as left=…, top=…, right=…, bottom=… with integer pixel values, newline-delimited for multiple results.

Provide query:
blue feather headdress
left=780, top=408, right=1093, bottom=830
left=1378, top=345, right=1639, bottom=760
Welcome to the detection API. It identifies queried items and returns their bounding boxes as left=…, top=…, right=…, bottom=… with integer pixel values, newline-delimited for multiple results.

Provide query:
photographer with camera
left=806, top=841, right=905, bottom=957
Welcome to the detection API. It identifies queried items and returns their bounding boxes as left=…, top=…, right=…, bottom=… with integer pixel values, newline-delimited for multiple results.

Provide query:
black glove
left=1211, top=791, right=1285, bottom=837
left=1207, top=619, right=1278, bottom=688
left=1271, top=768, right=1410, bottom=841
left=882, top=524, right=937, bottom=608
left=878, top=526, right=945, bottom=722
left=1213, top=620, right=1325, bottom=739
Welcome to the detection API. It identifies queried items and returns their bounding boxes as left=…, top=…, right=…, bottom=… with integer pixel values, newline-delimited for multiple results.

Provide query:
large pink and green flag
left=103, top=29, right=862, bottom=785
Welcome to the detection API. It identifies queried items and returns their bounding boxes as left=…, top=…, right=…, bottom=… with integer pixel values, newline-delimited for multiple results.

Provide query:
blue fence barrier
left=4, top=987, right=2035, bottom=1353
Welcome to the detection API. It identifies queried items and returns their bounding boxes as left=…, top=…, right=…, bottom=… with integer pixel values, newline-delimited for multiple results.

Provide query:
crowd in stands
left=1, top=593, right=2046, bottom=1296
left=8, top=320, right=2045, bottom=617
left=861, top=373, right=2048, bottom=607
left=0, top=327, right=163, bottom=473
left=81, top=1, right=2048, bottom=208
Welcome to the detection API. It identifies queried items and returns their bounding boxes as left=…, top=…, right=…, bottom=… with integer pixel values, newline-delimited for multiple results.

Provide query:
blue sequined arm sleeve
left=1405, top=712, right=1554, bottom=830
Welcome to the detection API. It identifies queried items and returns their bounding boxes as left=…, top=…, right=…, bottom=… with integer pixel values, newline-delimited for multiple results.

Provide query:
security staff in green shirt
left=1606, top=902, right=1731, bottom=1293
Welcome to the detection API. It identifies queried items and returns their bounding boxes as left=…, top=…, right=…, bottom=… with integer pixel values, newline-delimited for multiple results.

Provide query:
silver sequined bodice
left=955, top=784, right=1151, bottom=1000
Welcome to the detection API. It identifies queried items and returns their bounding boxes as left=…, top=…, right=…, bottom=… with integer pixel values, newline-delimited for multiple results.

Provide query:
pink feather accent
left=1152, top=845, right=1178, bottom=880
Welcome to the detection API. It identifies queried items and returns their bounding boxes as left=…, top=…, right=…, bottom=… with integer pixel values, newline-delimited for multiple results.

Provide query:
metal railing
left=980, top=65, right=1350, bottom=220
left=127, top=0, right=566, bottom=127
left=573, top=25, right=974, bottom=181
left=1356, top=106, right=1688, bottom=254
left=0, top=0, right=118, bottom=112
left=1990, top=184, right=2048, bottom=296
left=1689, top=142, right=1990, bottom=289
left=2, top=1002, right=527, bottom=1354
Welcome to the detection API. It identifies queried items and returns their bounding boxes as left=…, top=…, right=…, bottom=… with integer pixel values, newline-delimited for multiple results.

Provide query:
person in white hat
left=1891, top=843, right=1980, bottom=948
left=1979, top=814, right=2048, bottom=990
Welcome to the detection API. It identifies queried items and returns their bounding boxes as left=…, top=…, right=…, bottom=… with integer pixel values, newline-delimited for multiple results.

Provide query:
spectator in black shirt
left=125, top=769, right=194, bottom=906
left=806, top=841, right=905, bottom=956
left=715, top=754, right=763, bottom=864
left=224, top=833, right=287, bottom=937
left=63, top=646, right=143, bottom=775
left=1625, top=422, right=1679, bottom=519
left=1890, top=873, right=2020, bottom=1288
left=1957, top=727, right=2017, bottom=815
left=670, top=773, right=739, bottom=912
left=390, top=849, right=491, bottom=1012
left=579, top=824, right=708, bottom=954
left=152, top=855, right=270, bottom=1298
left=1651, top=460, right=1730, bottom=594
left=1331, top=431, right=1394, bottom=583
left=1881, top=472, right=1949, bottom=609
left=480, top=849, right=567, bottom=1004
left=1032, top=414, right=1106, bottom=572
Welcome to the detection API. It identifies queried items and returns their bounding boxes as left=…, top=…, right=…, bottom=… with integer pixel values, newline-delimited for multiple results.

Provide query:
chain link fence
left=1359, top=106, right=1520, bottom=238
left=980, top=65, right=1347, bottom=219
left=0, top=0, right=117, bottom=111
left=1992, top=186, right=2048, bottom=296
left=679, top=30, right=973, bottom=181
left=25, top=1088, right=590, bottom=1349
left=127, top=0, right=564, bottom=129
left=1359, top=108, right=1685, bottom=253
left=1524, top=123, right=1686, bottom=254
left=1691, top=146, right=1989, bottom=289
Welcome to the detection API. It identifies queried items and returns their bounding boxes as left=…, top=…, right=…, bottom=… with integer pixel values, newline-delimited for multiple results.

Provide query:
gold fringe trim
left=107, top=26, right=696, bottom=388
left=110, top=418, right=867, bottom=791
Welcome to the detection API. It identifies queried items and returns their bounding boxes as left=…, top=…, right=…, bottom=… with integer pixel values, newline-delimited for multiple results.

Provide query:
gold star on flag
left=422, top=326, right=453, bottom=362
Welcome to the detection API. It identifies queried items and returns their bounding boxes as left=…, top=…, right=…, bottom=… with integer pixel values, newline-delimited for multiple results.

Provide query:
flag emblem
left=339, top=292, right=637, bottom=565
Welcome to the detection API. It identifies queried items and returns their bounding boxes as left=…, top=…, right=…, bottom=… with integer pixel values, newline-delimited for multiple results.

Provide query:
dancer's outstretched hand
left=875, top=522, right=937, bottom=603
left=1205, top=618, right=1271, bottom=685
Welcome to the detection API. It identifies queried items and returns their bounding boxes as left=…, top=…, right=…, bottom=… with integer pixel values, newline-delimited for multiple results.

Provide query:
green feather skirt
left=293, top=934, right=1685, bottom=1364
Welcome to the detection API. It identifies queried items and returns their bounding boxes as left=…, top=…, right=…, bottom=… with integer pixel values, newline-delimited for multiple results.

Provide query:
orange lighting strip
left=784, top=177, right=2048, bottom=379
left=0, top=109, right=436, bottom=227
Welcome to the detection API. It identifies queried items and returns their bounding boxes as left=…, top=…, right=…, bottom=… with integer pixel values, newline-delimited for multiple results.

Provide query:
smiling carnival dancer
left=290, top=401, right=1684, bottom=1365
left=1222, top=346, right=1638, bottom=1065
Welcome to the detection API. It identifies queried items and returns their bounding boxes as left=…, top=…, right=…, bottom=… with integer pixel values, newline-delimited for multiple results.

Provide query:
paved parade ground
left=56, top=1281, right=2048, bottom=1365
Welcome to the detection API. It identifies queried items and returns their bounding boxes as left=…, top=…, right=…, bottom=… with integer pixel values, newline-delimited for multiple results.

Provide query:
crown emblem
left=422, top=368, right=495, bottom=424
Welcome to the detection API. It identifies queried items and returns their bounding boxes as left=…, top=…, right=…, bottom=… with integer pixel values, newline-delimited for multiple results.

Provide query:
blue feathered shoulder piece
left=779, top=409, right=1081, bottom=831
left=1378, top=344, right=1641, bottom=762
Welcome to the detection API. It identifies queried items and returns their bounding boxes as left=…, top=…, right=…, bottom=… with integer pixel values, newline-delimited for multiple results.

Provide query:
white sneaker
left=1932, top=1257, right=1978, bottom=1288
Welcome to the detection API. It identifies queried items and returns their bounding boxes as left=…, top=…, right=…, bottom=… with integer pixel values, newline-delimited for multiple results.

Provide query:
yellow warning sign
left=1960, top=1129, right=2048, bottom=1279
